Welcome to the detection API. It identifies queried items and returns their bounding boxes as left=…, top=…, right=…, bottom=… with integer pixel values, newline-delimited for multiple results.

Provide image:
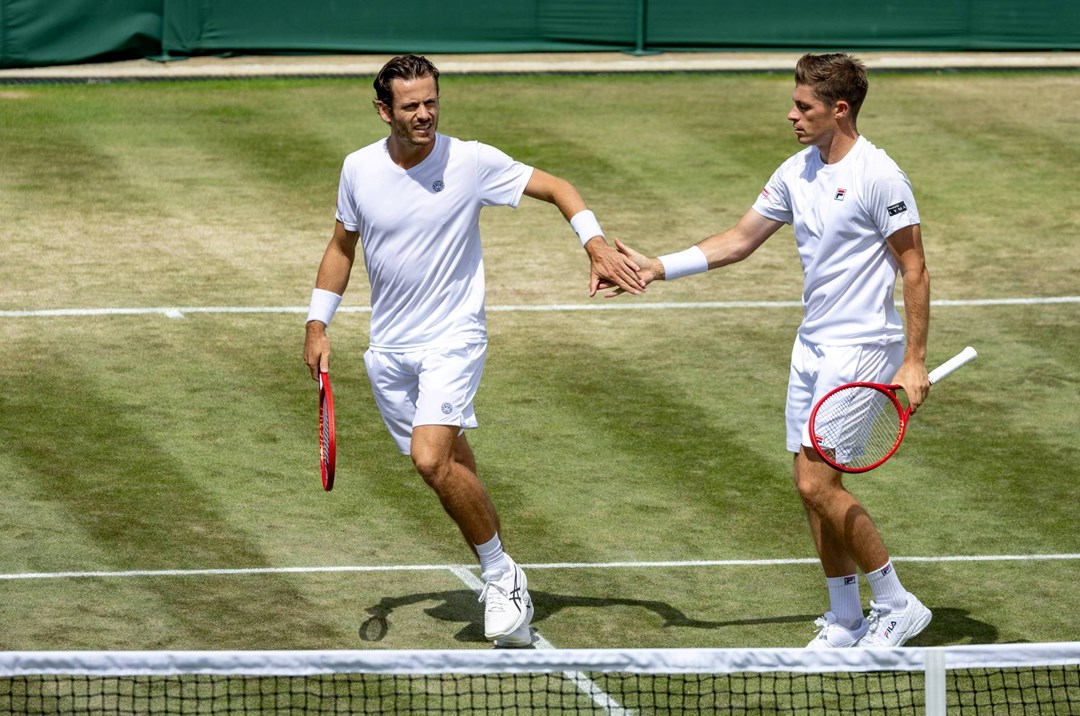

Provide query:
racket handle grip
left=928, top=346, right=977, bottom=384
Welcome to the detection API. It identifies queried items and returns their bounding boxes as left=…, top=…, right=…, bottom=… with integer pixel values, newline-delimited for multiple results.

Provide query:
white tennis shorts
left=785, top=337, right=905, bottom=453
left=363, top=341, right=487, bottom=455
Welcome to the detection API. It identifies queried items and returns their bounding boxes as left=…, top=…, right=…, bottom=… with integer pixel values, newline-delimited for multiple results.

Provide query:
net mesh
left=1, top=644, right=1076, bottom=716
left=812, top=384, right=903, bottom=470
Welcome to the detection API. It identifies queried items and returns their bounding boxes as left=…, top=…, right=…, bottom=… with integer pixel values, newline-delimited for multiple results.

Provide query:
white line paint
left=3, top=553, right=1076, bottom=582
left=1, top=295, right=1077, bottom=319
left=449, top=566, right=631, bottom=715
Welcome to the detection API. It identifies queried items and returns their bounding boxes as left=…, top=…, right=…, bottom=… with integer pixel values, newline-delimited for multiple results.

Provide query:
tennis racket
left=318, top=371, right=336, bottom=491
left=809, top=346, right=977, bottom=473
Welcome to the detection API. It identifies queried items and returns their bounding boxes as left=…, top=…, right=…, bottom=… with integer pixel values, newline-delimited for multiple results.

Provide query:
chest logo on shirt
left=887, top=201, right=908, bottom=216
left=432, top=180, right=445, bottom=193
left=834, top=188, right=847, bottom=201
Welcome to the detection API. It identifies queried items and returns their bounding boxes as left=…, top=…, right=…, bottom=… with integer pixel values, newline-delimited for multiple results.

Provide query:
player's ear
left=374, top=99, right=392, bottom=124
left=833, top=99, right=851, bottom=120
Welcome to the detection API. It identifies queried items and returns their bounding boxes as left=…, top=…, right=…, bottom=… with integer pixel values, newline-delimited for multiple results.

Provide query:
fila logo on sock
left=844, top=576, right=857, bottom=585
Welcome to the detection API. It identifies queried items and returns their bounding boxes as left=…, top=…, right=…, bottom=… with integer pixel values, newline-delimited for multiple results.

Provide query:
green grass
left=0, top=72, right=1077, bottom=654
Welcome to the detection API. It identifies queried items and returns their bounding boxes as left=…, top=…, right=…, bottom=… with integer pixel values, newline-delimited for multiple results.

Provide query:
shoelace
left=864, top=604, right=886, bottom=637
left=811, top=616, right=830, bottom=637
left=478, top=580, right=510, bottom=611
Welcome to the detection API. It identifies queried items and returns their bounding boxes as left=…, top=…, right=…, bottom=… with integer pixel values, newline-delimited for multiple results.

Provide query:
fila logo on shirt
left=834, top=188, right=847, bottom=201
left=887, top=201, right=908, bottom=216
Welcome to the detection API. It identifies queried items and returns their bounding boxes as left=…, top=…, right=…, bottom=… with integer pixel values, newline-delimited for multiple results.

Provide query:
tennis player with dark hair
left=303, top=54, right=645, bottom=647
left=609, top=53, right=933, bottom=648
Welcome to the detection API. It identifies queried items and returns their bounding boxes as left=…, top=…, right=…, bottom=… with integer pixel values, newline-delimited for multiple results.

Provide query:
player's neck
left=386, top=134, right=437, bottom=170
left=815, top=126, right=860, bottom=165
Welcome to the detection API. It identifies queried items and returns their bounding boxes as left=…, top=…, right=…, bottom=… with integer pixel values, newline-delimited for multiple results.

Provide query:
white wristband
left=659, top=246, right=709, bottom=281
left=570, top=209, right=605, bottom=246
left=306, top=288, right=342, bottom=327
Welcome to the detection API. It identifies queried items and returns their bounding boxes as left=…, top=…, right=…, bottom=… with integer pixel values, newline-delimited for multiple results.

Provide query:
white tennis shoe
left=806, top=611, right=869, bottom=649
left=859, top=593, right=932, bottom=647
left=479, top=557, right=532, bottom=642
left=494, top=600, right=535, bottom=648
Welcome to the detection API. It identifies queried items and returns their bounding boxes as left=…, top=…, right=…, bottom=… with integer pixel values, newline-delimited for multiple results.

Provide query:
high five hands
left=594, top=238, right=662, bottom=297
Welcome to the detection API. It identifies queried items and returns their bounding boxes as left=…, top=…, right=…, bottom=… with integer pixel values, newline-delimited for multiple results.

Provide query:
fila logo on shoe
left=883, top=620, right=898, bottom=638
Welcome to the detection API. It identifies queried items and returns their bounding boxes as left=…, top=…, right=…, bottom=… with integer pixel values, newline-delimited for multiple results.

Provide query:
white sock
left=866, top=560, right=907, bottom=609
left=826, top=574, right=863, bottom=629
left=476, top=533, right=510, bottom=582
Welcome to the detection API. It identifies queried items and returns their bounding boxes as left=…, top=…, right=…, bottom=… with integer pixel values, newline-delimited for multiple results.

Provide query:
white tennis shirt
left=752, top=136, right=920, bottom=346
left=336, top=134, right=533, bottom=351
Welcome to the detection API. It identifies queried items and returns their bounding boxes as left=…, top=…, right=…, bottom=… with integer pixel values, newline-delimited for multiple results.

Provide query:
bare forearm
left=315, top=249, right=355, bottom=295
left=314, top=225, right=359, bottom=296
left=524, top=170, right=587, bottom=221
left=901, top=266, right=930, bottom=363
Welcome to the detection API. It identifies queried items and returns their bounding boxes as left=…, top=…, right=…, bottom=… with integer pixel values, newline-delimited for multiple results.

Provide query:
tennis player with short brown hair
left=610, top=53, right=933, bottom=648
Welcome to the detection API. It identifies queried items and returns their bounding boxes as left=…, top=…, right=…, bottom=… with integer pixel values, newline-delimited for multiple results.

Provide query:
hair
left=794, top=53, right=869, bottom=122
left=373, top=54, right=440, bottom=108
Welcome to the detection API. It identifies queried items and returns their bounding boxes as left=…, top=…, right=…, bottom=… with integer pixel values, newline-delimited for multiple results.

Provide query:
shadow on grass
left=359, top=591, right=999, bottom=648
left=361, top=589, right=821, bottom=646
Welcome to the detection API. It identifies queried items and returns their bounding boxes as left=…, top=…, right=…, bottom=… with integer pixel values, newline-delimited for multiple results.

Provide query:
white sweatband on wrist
left=570, top=209, right=605, bottom=247
left=659, top=246, right=709, bottom=281
left=306, top=288, right=342, bottom=327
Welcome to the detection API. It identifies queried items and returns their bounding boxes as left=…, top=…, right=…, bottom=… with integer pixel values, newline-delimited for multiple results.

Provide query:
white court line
left=0, top=295, right=1077, bottom=319
left=449, top=566, right=631, bottom=715
left=3, top=554, right=1077, bottom=582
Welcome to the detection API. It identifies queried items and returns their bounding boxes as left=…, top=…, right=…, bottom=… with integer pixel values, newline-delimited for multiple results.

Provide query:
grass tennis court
left=0, top=70, right=1077, bottom=652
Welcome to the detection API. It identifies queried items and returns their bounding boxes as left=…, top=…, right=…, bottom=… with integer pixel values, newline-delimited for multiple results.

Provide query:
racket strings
left=813, top=386, right=902, bottom=469
left=320, top=402, right=331, bottom=462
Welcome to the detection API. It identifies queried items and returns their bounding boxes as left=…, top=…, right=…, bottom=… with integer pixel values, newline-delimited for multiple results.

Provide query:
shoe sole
left=494, top=618, right=533, bottom=648
left=493, top=594, right=534, bottom=647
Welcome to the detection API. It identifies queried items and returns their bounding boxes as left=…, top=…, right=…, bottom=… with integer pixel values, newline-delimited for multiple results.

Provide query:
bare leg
left=410, top=424, right=501, bottom=554
left=793, top=447, right=889, bottom=576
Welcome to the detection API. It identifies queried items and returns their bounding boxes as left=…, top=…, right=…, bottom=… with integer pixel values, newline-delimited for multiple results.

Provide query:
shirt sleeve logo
left=887, top=201, right=908, bottom=216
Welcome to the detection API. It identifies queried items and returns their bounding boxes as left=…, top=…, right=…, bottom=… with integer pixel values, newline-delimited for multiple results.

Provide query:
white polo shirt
left=336, top=134, right=533, bottom=351
left=752, top=135, right=920, bottom=346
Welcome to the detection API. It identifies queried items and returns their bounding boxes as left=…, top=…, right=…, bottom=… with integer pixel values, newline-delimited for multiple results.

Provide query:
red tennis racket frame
left=808, top=346, right=977, bottom=474
left=809, top=382, right=908, bottom=473
left=318, top=371, right=336, bottom=491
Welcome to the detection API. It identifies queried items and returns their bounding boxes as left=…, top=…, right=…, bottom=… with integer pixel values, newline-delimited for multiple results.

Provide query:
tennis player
left=302, top=55, right=645, bottom=647
left=609, top=53, right=933, bottom=648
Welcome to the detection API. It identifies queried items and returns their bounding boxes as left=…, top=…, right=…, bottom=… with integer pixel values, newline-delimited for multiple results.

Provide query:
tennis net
left=1, top=643, right=1077, bottom=715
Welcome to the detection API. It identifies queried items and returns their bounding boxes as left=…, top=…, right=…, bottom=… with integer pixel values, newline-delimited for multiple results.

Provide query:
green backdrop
left=1, top=0, right=1077, bottom=68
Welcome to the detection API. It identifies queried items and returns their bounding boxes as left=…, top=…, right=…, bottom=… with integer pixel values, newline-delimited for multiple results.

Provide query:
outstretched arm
left=303, top=220, right=360, bottom=380
left=603, top=208, right=785, bottom=296
left=886, top=223, right=931, bottom=413
left=522, top=168, right=646, bottom=296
